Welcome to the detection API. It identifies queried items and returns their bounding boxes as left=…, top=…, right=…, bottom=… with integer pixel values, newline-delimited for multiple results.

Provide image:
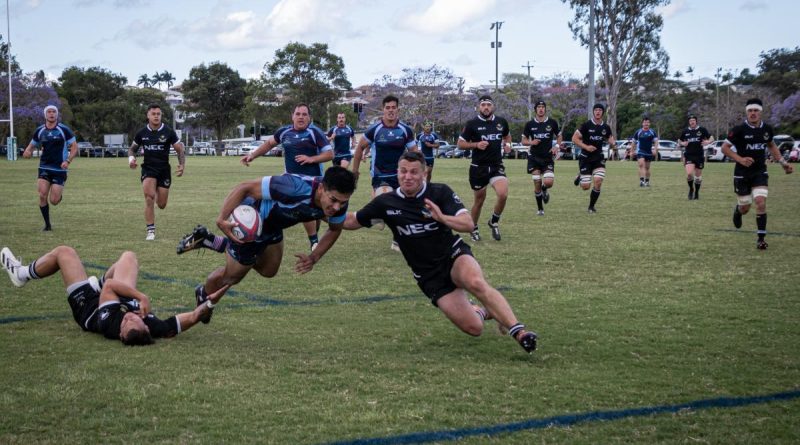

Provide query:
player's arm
left=424, top=200, right=474, bottom=232
left=294, top=222, right=343, bottom=274
left=176, top=285, right=230, bottom=330
left=174, top=141, right=186, bottom=176
left=296, top=146, right=333, bottom=165
left=768, top=141, right=794, bottom=174
left=242, top=137, right=278, bottom=166
left=572, top=130, right=593, bottom=152
left=352, top=137, right=370, bottom=177
left=22, top=141, right=36, bottom=158
left=217, top=179, right=263, bottom=242
left=720, top=140, right=752, bottom=167
left=64, top=140, right=78, bottom=168
left=99, top=278, right=151, bottom=318
left=128, top=141, right=139, bottom=169
left=502, top=133, right=512, bottom=153
left=554, top=133, right=564, bottom=155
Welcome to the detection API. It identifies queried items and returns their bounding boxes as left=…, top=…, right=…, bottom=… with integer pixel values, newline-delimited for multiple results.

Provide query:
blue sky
left=7, top=0, right=799, bottom=88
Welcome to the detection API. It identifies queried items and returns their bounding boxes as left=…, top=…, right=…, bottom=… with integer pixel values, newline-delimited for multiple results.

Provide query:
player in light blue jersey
left=22, top=105, right=78, bottom=231
left=417, top=122, right=440, bottom=182
left=631, top=117, right=659, bottom=187
left=175, top=167, right=356, bottom=323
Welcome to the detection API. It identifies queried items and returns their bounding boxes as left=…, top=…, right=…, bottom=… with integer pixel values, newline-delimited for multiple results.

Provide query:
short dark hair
left=399, top=150, right=425, bottom=167
left=479, top=94, right=493, bottom=103
left=122, top=327, right=154, bottom=346
left=593, top=103, right=605, bottom=112
left=642, top=116, right=650, bottom=122
left=382, top=95, right=399, bottom=106
left=295, top=103, right=312, bottom=115
left=535, top=100, right=546, bottom=108
left=147, top=104, right=162, bottom=112
left=322, top=166, right=357, bottom=195
left=746, top=98, right=763, bottom=107
left=688, top=114, right=698, bottom=121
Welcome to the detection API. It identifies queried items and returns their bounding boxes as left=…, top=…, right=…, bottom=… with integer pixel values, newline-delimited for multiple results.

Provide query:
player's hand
left=137, top=295, right=151, bottom=318
left=295, top=155, right=312, bottom=165
left=22, top=149, right=32, bottom=159
left=503, top=143, right=512, bottom=154
left=531, top=139, right=541, bottom=146
left=176, top=164, right=185, bottom=177
left=423, top=198, right=445, bottom=223
left=129, top=158, right=137, bottom=169
left=216, top=218, right=244, bottom=244
left=207, top=284, right=231, bottom=304
left=783, top=163, right=794, bottom=174
left=240, top=155, right=251, bottom=166
left=738, top=157, right=754, bottom=167
left=294, top=253, right=317, bottom=274
left=477, top=141, right=489, bottom=150
left=61, top=161, right=70, bottom=169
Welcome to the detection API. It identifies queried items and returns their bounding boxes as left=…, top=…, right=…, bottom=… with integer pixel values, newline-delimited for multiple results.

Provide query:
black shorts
left=38, top=168, right=67, bottom=186
left=371, top=175, right=399, bottom=190
left=226, top=231, right=284, bottom=266
left=527, top=156, right=554, bottom=174
left=684, top=153, right=705, bottom=169
left=67, top=282, right=101, bottom=331
left=578, top=157, right=606, bottom=175
left=469, top=164, right=506, bottom=190
left=415, top=240, right=474, bottom=306
left=636, top=153, right=655, bottom=162
left=333, top=155, right=352, bottom=166
left=733, top=169, right=768, bottom=196
left=141, top=164, right=172, bottom=189
left=424, top=156, right=435, bottom=167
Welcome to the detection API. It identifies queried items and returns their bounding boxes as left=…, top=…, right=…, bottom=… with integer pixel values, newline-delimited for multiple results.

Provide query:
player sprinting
left=631, top=117, right=658, bottom=187
left=22, top=105, right=78, bottom=231
left=521, top=100, right=562, bottom=216
left=571, top=103, right=616, bottom=213
left=1, top=245, right=228, bottom=345
left=128, top=104, right=186, bottom=241
left=175, top=166, right=356, bottom=323
left=457, top=95, right=512, bottom=241
left=678, top=114, right=713, bottom=200
left=342, top=151, right=538, bottom=353
left=721, top=98, right=794, bottom=250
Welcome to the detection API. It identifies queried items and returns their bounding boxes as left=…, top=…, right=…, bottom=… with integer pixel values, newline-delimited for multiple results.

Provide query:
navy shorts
left=371, top=175, right=399, bottom=190
left=424, top=157, right=435, bottom=167
left=636, top=153, right=655, bottom=162
left=527, top=156, right=554, bottom=174
left=227, top=231, right=284, bottom=266
left=38, top=168, right=67, bottom=186
left=333, top=155, right=353, bottom=166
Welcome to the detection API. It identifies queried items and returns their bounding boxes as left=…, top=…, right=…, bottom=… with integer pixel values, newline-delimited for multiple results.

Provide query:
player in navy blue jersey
left=342, top=151, right=538, bottom=353
left=244, top=104, right=334, bottom=251
left=571, top=103, right=617, bottom=213
left=721, top=98, right=793, bottom=250
left=327, top=112, right=356, bottom=169
left=22, top=105, right=78, bottom=231
left=1, top=245, right=228, bottom=345
left=678, top=115, right=713, bottom=200
left=630, top=117, right=659, bottom=187
left=417, top=122, right=440, bottom=182
left=458, top=95, right=512, bottom=241
left=175, top=166, right=356, bottom=323
left=521, top=100, right=562, bottom=216
left=128, top=104, right=186, bottom=241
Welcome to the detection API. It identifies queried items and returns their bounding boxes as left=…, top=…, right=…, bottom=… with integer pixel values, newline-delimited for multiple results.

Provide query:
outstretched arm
left=294, top=223, right=343, bottom=274
left=175, top=285, right=230, bottom=331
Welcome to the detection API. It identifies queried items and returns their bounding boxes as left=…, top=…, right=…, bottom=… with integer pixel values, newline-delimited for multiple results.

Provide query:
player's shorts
left=733, top=168, right=769, bottom=197
left=371, top=175, right=399, bottom=190
left=226, top=231, right=284, bottom=266
left=469, top=164, right=506, bottom=190
left=684, top=153, right=705, bottom=169
left=424, top=156, right=435, bottom=167
left=67, top=281, right=101, bottom=330
left=38, top=168, right=67, bottom=186
left=141, top=164, right=172, bottom=189
left=636, top=153, right=655, bottom=162
left=333, top=155, right=353, bottom=166
left=527, top=156, right=554, bottom=174
left=414, top=240, right=474, bottom=306
left=578, top=157, right=606, bottom=175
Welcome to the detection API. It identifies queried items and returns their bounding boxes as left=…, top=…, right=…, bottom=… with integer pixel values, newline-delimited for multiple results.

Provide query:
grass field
left=1, top=156, right=798, bottom=444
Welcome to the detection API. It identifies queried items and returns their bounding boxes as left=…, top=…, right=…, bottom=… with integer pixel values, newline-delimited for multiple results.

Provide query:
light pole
left=715, top=67, right=722, bottom=138
left=490, top=21, right=503, bottom=93
left=4, top=0, right=15, bottom=160
left=522, top=60, right=534, bottom=120
left=587, top=0, right=595, bottom=119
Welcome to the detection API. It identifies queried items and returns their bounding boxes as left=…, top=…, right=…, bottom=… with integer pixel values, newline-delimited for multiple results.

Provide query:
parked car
left=704, top=140, right=728, bottom=162
left=786, top=141, right=800, bottom=163
left=190, top=142, right=213, bottom=155
left=444, top=147, right=468, bottom=158
left=559, top=142, right=575, bottom=160
left=434, top=143, right=456, bottom=157
left=505, top=143, right=528, bottom=159
left=77, top=142, right=93, bottom=157
left=266, top=145, right=283, bottom=157
left=656, top=140, right=682, bottom=161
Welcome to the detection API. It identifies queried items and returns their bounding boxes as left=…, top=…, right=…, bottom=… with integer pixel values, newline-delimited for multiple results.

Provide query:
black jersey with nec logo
left=679, top=126, right=711, bottom=156
left=577, top=120, right=612, bottom=161
left=460, top=115, right=510, bottom=166
left=523, top=117, right=560, bottom=158
left=91, top=298, right=178, bottom=340
left=727, top=121, right=774, bottom=172
left=133, top=123, right=179, bottom=168
left=355, top=183, right=467, bottom=275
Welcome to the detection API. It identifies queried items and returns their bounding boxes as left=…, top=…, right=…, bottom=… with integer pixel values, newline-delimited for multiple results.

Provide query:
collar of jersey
left=147, top=123, right=165, bottom=132
left=591, top=118, right=604, bottom=125
left=396, top=181, right=427, bottom=199
left=534, top=116, right=549, bottom=123
left=477, top=114, right=496, bottom=122
left=744, top=120, right=764, bottom=129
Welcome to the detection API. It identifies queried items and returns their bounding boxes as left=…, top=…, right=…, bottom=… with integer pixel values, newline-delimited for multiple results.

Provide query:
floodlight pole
left=587, top=0, right=595, bottom=119
left=522, top=61, right=534, bottom=120
left=4, top=0, right=14, bottom=160
left=490, top=21, right=503, bottom=93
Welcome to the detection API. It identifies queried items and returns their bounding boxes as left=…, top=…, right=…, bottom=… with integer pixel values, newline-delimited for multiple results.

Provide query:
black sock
left=640, top=177, right=644, bottom=183
left=687, top=179, right=694, bottom=193
left=694, top=181, right=701, bottom=194
left=490, top=213, right=500, bottom=225
left=589, top=188, right=601, bottom=208
left=309, top=234, right=319, bottom=244
left=756, top=213, right=767, bottom=241
left=146, top=223, right=155, bottom=232
left=39, top=205, right=51, bottom=228
left=535, top=192, right=543, bottom=210
left=542, top=184, right=548, bottom=192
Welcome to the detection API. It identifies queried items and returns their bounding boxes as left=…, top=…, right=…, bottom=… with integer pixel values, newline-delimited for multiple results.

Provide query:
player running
left=630, top=117, right=658, bottom=187
left=342, top=151, right=538, bottom=353
left=327, top=112, right=356, bottom=169
left=417, top=122, right=440, bottom=182
left=521, top=100, right=562, bottom=216
left=571, top=103, right=616, bottom=213
left=678, top=115, right=713, bottom=200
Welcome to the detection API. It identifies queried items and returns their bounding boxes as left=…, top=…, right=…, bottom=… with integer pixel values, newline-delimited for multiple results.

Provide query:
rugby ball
left=228, top=205, right=262, bottom=242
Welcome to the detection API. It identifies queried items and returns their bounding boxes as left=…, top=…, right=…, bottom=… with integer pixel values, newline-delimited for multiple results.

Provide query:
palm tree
left=137, top=74, right=151, bottom=88
left=152, top=72, right=164, bottom=89
left=161, top=70, right=175, bottom=90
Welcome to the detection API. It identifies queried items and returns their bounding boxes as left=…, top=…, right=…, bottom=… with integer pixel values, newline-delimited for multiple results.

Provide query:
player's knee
left=54, top=245, right=78, bottom=259
left=119, top=251, right=139, bottom=267
left=144, top=194, right=155, bottom=204
left=256, top=268, right=278, bottom=278
left=460, top=319, right=484, bottom=337
left=157, top=202, right=167, bottom=210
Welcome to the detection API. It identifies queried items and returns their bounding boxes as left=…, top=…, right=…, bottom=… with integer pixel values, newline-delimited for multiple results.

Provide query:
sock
left=542, top=184, right=548, bottom=192
left=573, top=175, right=580, bottom=186
left=203, top=235, right=229, bottom=253
left=308, top=234, right=319, bottom=245
left=14, top=260, right=37, bottom=283
left=40, top=205, right=51, bottom=228
left=535, top=192, right=544, bottom=210
left=645, top=177, right=650, bottom=184
left=490, top=212, right=501, bottom=225
left=474, top=306, right=488, bottom=322
left=146, top=223, right=155, bottom=233
left=473, top=225, right=479, bottom=233
left=694, top=178, right=702, bottom=194
left=756, top=213, right=767, bottom=241
left=589, top=188, right=601, bottom=209
left=640, top=177, right=644, bottom=183
left=687, top=179, right=694, bottom=193
left=508, top=323, right=525, bottom=339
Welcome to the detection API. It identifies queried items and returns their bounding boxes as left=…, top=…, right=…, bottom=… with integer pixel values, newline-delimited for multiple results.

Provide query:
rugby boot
left=470, top=227, right=481, bottom=242
left=195, top=285, right=213, bottom=324
left=488, top=221, right=501, bottom=241
left=515, top=330, right=538, bottom=353
left=1, top=247, right=26, bottom=288
left=756, top=240, right=768, bottom=250
left=177, top=225, right=210, bottom=254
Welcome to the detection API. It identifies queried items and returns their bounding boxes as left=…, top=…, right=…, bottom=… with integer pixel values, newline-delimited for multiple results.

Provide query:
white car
left=705, top=140, right=728, bottom=162
left=656, top=140, right=682, bottom=161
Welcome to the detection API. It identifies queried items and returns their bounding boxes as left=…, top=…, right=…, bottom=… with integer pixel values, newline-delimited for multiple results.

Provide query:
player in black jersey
left=721, top=98, right=793, bottom=250
left=1, top=245, right=228, bottom=345
left=571, top=103, right=617, bottom=213
left=522, top=100, right=562, bottom=216
left=343, top=151, right=538, bottom=353
left=128, top=104, right=186, bottom=241
left=457, top=95, right=512, bottom=241
left=678, top=115, right=713, bottom=200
